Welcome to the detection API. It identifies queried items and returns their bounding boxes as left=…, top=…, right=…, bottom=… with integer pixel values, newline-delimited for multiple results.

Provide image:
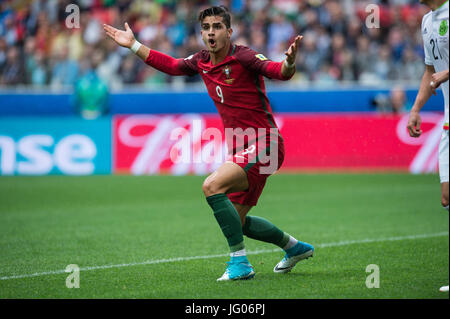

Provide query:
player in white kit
left=407, top=0, right=449, bottom=293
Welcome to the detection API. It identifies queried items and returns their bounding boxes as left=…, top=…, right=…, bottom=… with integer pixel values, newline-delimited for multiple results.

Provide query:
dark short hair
left=198, top=6, right=231, bottom=28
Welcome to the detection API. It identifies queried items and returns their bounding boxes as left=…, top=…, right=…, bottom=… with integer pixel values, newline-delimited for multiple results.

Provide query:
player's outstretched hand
left=285, top=35, right=303, bottom=65
left=430, top=70, right=450, bottom=96
left=407, top=111, right=422, bottom=138
left=103, top=22, right=135, bottom=49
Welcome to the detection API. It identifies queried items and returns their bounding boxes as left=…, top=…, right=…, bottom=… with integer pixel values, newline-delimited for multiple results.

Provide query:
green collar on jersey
left=229, top=44, right=236, bottom=57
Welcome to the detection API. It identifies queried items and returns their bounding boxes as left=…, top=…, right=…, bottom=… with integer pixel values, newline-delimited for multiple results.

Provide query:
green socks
left=206, top=194, right=245, bottom=253
left=206, top=194, right=293, bottom=254
left=242, top=215, right=290, bottom=249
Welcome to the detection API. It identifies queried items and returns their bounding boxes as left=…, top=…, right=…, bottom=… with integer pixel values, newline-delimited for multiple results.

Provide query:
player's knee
left=202, top=180, right=212, bottom=196
left=202, top=178, right=224, bottom=197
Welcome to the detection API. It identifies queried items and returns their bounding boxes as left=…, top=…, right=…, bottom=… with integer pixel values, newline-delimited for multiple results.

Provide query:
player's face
left=200, top=16, right=232, bottom=53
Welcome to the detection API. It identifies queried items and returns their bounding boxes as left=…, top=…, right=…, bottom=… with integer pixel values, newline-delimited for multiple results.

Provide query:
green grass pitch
left=0, top=173, right=448, bottom=299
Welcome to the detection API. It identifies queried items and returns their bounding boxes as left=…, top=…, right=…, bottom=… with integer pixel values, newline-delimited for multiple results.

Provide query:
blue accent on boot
left=285, top=241, right=314, bottom=258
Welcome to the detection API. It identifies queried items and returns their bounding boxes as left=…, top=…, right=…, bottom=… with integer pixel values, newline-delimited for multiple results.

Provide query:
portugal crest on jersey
left=439, top=20, right=448, bottom=36
left=223, top=65, right=234, bottom=84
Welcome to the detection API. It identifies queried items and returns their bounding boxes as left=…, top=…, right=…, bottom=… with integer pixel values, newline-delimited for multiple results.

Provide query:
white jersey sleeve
left=421, top=12, right=434, bottom=66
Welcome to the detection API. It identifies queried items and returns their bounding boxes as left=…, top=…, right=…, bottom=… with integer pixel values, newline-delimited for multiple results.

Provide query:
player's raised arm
left=281, top=35, right=303, bottom=79
left=235, top=36, right=302, bottom=81
left=103, top=23, right=150, bottom=61
left=103, top=22, right=196, bottom=76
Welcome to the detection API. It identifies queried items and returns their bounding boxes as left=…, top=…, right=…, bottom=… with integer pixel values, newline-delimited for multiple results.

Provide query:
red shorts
left=227, top=138, right=284, bottom=206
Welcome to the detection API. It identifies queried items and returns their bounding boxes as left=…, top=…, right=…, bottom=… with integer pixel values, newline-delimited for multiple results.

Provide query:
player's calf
left=204, top=163, right=254, bottom=280
left=441, top=182, right=449, bottom=211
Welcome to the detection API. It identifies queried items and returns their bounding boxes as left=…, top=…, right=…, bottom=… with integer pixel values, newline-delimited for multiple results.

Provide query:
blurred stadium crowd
left=0, top=0, right=430, bottom=89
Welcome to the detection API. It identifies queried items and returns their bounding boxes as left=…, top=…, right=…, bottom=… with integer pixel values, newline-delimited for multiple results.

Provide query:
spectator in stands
left=96, top=39, right=123, bottom=89
left=140, top=65, right=166, bottom=88
left=119, top=53, right=139, bottom=84
left=165, top=12, right=187, bottom=48
left=83, top=16, right=103, bottom=45
left=390, top=86, right=410, bottom=114
left=249, top=30, right=267, bottom=53
left=328, top=32, right=347, bottom=71
left=0, top=46, right=25, bottom=85
left=73, top=53, right=109, bottom=120
left=354, top=35, right=377, bottom=80
left=372, top=86, right=411, bottom=114
left=50, top=44, right=79, bottom=87
left=398, top=46, right=424, bottom=81
left=267, top=11, right=295, bottom=57
left=1, top=14, right=17, bottom=46
left=0, top=37, right=7, bottom=72
left=322, top=0, right=347, bottom=35
left=314, top=24, right=332, bottom=59
left=345, top=17, right=363, bottom=50
left=315, top=62, right=340, bottom=85
left=339, top=49, right=357, bottom=82
left=296, top=7, right=319, bottom=32
left=23, top=36, right=47, bottom=85
left=28, top=51, right=48, bottom=86
left=388, top=26, right=407, bottom=62
left=298, top=31, right=324, bottom=81
left=373, top=44, right=398, bottom=82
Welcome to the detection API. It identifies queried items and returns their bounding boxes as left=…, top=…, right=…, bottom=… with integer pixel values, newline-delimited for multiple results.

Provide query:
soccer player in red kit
left=104, top=6, right=314, bottom=281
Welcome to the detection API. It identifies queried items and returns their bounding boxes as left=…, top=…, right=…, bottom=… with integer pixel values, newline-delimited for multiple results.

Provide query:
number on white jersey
left=430, top=38, right=443, bottom=60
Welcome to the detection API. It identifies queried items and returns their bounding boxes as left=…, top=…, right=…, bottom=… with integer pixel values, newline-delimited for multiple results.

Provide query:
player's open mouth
left=208, top=39, right=217, bottom=48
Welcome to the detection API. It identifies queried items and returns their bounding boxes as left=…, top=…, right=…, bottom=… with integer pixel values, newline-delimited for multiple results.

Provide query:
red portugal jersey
left=145, top=43, right=293, bottom=154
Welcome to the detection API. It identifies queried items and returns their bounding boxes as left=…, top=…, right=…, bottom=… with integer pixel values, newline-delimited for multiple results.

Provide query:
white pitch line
left=0, top=231, right=448, bottom=281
